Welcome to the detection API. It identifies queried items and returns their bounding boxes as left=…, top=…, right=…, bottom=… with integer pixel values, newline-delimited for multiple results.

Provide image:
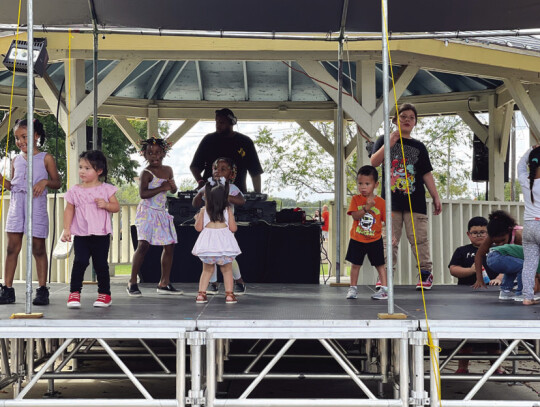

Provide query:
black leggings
left=70, top=235, right=111, bottom=295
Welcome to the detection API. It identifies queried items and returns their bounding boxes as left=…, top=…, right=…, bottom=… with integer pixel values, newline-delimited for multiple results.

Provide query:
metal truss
left=1, top=321, right=540, bottom=406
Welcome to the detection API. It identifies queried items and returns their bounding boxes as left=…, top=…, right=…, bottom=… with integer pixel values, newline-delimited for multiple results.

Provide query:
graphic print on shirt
left=390, top=144, right=420, bottom=194
left=356, top=206, right=381, bottom=238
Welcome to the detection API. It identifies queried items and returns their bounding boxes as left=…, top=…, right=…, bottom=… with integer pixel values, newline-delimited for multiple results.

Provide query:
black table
left=131, top=223, right=321, bottom=284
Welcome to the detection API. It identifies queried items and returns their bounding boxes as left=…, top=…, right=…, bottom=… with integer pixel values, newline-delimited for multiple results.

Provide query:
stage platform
left=2, top=283, right=540, bottom=407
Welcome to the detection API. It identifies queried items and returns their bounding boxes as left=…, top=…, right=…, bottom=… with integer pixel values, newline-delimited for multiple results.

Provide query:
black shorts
left=345, top=238, right=385, bottom=267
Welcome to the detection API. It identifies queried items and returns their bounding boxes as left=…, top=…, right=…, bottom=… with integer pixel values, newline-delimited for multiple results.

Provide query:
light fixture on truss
left=2, top=38, right=49, bottom=77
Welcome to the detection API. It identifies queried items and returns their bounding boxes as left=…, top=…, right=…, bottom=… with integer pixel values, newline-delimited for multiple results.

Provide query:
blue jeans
left=486, top=251, right=523, bottom=295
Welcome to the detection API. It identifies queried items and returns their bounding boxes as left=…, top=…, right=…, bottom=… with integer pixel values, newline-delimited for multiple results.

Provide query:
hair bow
left=207, top=176, right=226, bottom=186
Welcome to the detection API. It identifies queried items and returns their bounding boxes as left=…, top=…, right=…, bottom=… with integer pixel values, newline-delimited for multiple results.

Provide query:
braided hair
left=487, top=210, right=516, bottom=239
left=139, top=137, right=172, bottom=156
left=528, top=146, right=540, bottom=204
left=14, top=118, right=46, bottom=146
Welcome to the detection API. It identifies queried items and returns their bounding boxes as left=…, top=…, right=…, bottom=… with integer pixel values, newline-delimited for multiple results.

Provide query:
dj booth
left=131, top=193, right=322, bottom=284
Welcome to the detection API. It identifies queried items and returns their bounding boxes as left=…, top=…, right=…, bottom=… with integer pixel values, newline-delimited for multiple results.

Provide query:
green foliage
left=505, top=180, right=522, bottom=202
left=177, top=177, right=197, bottom=191
left=115, top=182, right=140, bottom=204
left=415, top=116, right=473, bottom=199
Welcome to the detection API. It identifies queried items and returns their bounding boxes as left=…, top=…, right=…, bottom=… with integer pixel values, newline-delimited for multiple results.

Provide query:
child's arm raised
left=194, top=208, right=204, bottom=232
left=62, top=202, right=75, bottom=242
left=192, top=188, right=204, bottom=208
left=228, top=206, right=238, bottom=233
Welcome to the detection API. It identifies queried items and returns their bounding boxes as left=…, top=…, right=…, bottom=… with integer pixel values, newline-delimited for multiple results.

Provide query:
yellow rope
left=0, top=0, right=23, bottom=222
left=381, top=0, right=443, bottom=402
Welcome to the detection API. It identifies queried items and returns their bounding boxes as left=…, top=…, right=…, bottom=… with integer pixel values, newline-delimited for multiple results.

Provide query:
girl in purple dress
left=0, top=119, right=61, bottom=305
left=128, top=137, right=181, bottom=297
left=193, top=178, right=241, bottom=304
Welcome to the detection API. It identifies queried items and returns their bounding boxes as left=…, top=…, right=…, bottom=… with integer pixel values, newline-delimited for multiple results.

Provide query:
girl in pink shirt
left=62, top=150, right=119, bottom=308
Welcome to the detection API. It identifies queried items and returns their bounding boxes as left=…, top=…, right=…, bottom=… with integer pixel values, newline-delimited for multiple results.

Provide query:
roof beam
left=167, top=119, right=199, bottom=146
left=0, top=107, right=26, bottom=142
left=499, top=102, right=514, bottom=159
left=503, top=78, right=540, bottom=140
left=146, top=61, right=170, bottom=100
left=372, top=65, right=419, bottom=128
left=457, top=111, right=489, bottom=143
left=111, top=115, right=142, bottom=148
left=297, top=59, right=371, bottom=133
left=156, top=60, right=189, bottom=100
left=296, top=120, right=334, bottom=156
left=195, top=61, right=204, bottom=100
left=70, top=58, right=142, bottom=132
left=35, top=73, right=69, bottom=130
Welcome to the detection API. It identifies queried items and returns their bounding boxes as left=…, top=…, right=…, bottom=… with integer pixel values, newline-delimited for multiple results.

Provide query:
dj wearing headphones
left=190, top=108, right=263, bottom=193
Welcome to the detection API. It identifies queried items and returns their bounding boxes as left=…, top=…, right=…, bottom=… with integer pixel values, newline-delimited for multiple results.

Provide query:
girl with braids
left=518, top=145, right=540, bottom=305
left=0, top=118, right=61, bottom=306
left=192, top=178, right=241, bottom=304
left=127, top=137, right=182, bottom=296
left=473, top=210, right=524, bottom=301
left=63, top=150, right=119, bottom=308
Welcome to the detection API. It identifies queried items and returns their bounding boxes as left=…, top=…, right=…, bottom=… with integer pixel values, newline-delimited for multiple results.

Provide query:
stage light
left=2, top=38, right=49, bottom=77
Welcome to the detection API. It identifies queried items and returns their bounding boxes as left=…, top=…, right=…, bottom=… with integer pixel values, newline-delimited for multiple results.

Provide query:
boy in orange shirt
left=346, top=165, right=388, bottom=300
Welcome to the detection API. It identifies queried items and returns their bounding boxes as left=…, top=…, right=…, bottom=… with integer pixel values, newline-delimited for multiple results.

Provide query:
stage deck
left=0, top=283, right=539, bottom=326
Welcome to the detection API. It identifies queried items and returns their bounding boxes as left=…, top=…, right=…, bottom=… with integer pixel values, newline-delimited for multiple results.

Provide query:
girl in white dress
left=192, top=177, right=241, bottom=304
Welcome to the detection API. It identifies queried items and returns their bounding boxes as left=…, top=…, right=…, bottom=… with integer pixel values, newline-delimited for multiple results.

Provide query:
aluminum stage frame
left=1, top=283, right=540, bottom=407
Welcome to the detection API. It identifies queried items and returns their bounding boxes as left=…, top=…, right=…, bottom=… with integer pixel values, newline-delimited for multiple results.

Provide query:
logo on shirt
left=237, top=148, right=246, bottom=158
left=355, top=205, right=379, bottom=237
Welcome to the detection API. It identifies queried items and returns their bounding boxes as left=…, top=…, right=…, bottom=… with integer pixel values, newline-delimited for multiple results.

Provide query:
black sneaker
left=126, top=283, right=142, bottom=297
left=234, top=281, right=246, bottom=296
left=0, top=284, right=15, bottom=304
left=33, top=286, right=49, bottom=305
left=156, top=284, right=183, bottom=295
left=207, top=282, right=219, bottom=295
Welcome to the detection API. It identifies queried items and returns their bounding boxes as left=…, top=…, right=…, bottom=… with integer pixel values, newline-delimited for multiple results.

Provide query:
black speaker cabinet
left=472, top=134, right=509, bottom=182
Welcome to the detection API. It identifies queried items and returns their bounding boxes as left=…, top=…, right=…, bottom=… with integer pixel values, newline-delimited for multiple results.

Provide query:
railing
left=0, top=195, right=525, bottom=284
left=0, top=194, right=138, bottom=283
left=328, top=199, right=525, bottom=285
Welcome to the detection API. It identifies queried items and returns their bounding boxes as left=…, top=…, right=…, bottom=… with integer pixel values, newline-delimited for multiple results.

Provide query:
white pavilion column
left=147, top=105, right=159, bottom=138
left=65, top=59, right=87, bottom=189
left=355, top=61, right=376, bottom=169
left=487, top=95, right=511, bottom=201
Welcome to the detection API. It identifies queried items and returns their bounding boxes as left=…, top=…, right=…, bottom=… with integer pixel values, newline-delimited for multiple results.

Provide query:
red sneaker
left=375, top=278, right=382, bottom=290
left=93, top=293, right=112, bottom=308
left=67, top=292, right=81, bottom=309
left=416, top=272, right=433, bottom=290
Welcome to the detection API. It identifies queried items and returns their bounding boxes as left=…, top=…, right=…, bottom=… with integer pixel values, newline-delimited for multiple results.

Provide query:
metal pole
left=510, top=113, right=516, bottom=201
left=92, top=29, right=98, bottom=149
left=335, top=38, right=344, bottom=282
left=25, top=0, right=35, bottom=315
left=430, top=338, right=439, bottom=407
left=206, top=338, right=216, bottom=407
left=176, top=337, right=186, bottom=407
left=399, top=338, right=409, bottom=406
left=381, top=0, right=394, bottom=314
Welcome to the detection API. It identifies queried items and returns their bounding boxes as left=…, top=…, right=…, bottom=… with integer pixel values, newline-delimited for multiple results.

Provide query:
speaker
left=235, top=201, right=276, bottom=224
left=167, top=197, right=198, bottom=225
left=86, top=126, right=102, bottom=150
left=471, top=135, right=509, bottom=182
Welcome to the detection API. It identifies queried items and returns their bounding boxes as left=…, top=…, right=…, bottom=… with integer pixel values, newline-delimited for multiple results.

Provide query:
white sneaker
left=346, top=286, right=358, bottom=299
left=371, top=287, right=388, bottom=300
left=514, top=294, right=525, bottom=302
left=499, top=290, right=515, bottom=301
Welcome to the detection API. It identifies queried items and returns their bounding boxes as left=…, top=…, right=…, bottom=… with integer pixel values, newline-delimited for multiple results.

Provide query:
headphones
left=215, top=109, right=237, bottom=126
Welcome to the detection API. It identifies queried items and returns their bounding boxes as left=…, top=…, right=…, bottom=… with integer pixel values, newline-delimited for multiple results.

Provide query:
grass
left=115, top=264, right=132, bottom=275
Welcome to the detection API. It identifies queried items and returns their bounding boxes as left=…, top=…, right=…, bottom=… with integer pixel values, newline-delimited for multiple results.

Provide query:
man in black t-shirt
left=448, top=216, right=501, bottom=286
left=190, top=108, right=263, bottom=193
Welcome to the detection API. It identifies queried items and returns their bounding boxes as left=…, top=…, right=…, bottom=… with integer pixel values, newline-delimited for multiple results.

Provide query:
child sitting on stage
left=63, top=150, right=119, bottom=308
left=127, top=137, right=181, bottom=296
left=473, top=210, right=524, bottom=301
left=448, top=216, right=501, bottom=286
left=193, top=178, right=242, bottom=304
left=192, top=157, right=247, bottom=295
left=345, top=165, right=388, bottom=300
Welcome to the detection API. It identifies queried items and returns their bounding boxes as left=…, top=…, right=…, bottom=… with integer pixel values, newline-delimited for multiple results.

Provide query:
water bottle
left=482, top=267, right=490, bottom=284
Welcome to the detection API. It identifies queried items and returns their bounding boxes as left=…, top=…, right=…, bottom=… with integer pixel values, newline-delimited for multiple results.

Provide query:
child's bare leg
left=199, top=263, right=215, bottom=292
left=159, top=244, right=175, bottom=287
left=130, top=240, right=150, bottom=284
left=221, top=263, right=234, bottom=293
left=375, top=265, right=387, bottom=287
left=349, top=264, right=361, bottom=286
left=232, top=260, right=243, bottom=283
left=32, top=237, right=48, bottom=287
left=4, top=233, right=23, bottom=287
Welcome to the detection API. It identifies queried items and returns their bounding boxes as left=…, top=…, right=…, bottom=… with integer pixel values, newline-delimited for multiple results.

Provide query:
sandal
left=524, top=299, right=540, bottom=306
left=196, top=291, right=208, bottom=304
left=225, top=291, right=237, bottom=304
